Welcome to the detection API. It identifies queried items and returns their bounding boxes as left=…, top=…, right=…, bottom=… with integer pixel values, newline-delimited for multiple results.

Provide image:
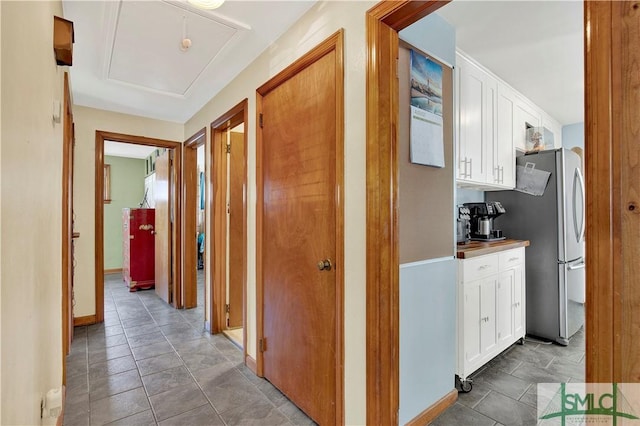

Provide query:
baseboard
left=56, top=385, right=66, bottom=426
left=73, top=315, right=96, bottom=327
left=104, top=268, right=122, bottom=274
left=204, top=320, right=211, bottom=333
left=405, top=388, right=457, bottom=426
left=246, top=354, right=258, bottom=374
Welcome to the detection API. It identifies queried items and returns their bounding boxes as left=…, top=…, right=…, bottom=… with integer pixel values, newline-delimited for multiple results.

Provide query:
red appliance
left=122, top=208, right=155, bottom=291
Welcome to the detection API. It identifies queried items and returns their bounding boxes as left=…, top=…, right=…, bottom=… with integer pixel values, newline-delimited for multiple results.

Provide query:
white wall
left=1, top=1, right=65, bottom=423
left=184, top=1, right=373, bottom=422
left=73, top=106, right=183, bottom=317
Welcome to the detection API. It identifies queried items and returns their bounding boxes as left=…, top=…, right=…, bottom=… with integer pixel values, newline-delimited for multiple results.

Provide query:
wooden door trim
left=62, top=71, right=73, bottom=385
left=256, top=29, right=344, bottom=425
left=183, top=128, right=206, bottom=310
left=209, top=98, right=248, bottom=373
left=365, top=2, right=450, bottom=424
left=94, top=131, right=182, bottom=321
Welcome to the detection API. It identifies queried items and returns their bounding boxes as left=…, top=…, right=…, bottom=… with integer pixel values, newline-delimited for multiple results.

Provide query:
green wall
left=104, top=155, right=146, bottom=270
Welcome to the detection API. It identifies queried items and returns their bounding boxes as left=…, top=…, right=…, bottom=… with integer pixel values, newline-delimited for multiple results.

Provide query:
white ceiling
left=105, top=141, right=156, bottom=159
left=65, top=1, right=583, bottom=126
left=62, top=0, right=316, bottom=123
left=437, top=1, right=584, bottom=125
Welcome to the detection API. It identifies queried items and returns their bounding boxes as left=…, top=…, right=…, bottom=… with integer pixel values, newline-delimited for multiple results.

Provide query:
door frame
left=94, top=131, right=183, bottom=322
left=209, top=99, right=248, bottom=366
left=255, top=30, right=345, bottom=424
left=365, top=0, right=632, bottom=422
left=182, top=128, right=207, bottom=309
left=62, top=71, right=74, bottom=384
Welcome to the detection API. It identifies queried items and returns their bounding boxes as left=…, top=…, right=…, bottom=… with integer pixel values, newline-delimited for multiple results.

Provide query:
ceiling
left=105, top=141, right=156, bottom=159
left=436, top=1, right=584, bottom=125
left=65, top=1, right=583, bottom=127
left=62, top=0, right=316, bottom=123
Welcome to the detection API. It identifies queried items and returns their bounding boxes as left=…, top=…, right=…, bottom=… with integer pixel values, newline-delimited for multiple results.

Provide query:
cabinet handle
left=468, top=158, right=473, bottom=179
left=460, top=157, right=467, bottom=179
left=478, top=265, right=491, bottom=270
left=500, top=166, right=505, bottom=184
left=509, top=257, right=519, bottom=262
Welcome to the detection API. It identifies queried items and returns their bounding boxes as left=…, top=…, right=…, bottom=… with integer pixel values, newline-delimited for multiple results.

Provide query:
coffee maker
left=463, top=201, right=506, bottom=241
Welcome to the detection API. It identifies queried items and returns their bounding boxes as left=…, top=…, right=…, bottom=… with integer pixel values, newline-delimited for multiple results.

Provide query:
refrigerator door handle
left=568, top=260, right=585, bottom=271
left=573, top=168, right=586, bottom=243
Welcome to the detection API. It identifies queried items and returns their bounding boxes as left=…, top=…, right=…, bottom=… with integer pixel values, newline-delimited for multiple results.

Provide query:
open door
left=227, top=131, right=244, bottom=328
left=155, top=150, right=172, bottom=304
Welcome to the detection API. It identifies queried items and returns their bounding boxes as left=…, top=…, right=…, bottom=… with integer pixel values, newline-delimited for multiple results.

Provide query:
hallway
left=63, top=274, right=314, bottom=425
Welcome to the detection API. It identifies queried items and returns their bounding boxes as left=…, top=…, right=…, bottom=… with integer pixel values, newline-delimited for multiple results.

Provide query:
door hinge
left=226, top=143, right=231, bottom=154
left=226, top=318, right=230, bottom=327
left=259, top=337, right=267, bottom=352
left=225, top=304, right=230, bottom=313
left=259, top=113, right=264, bottom=128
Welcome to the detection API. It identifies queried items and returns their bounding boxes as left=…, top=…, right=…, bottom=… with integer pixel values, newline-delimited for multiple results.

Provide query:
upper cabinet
left=455, top=50, right=563, bottom=190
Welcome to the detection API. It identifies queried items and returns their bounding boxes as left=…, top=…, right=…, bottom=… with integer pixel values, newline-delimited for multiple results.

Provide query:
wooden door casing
left=155, top=151, right=171, bottom=304
left=257, top=30, right=344, bottom=426
left=227, top=131, right=244, bottom=328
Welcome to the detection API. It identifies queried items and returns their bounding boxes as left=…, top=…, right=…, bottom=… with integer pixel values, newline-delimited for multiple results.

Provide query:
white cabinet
left=456, top=53, right=497, bottom=186
left=456, top=50, right=564, bottom=190
left=495, top=85, right=517, bottom=188
left=456, top=247, right=526, bottom=389
left=513, top=95, right=541, bottom=151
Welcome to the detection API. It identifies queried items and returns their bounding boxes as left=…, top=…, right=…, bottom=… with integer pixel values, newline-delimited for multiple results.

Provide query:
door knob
left=317, top=259, right=332, bottom=271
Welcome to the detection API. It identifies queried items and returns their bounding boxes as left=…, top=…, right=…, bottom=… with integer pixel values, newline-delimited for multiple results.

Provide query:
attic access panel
left=107, top=1, right=238, bottom=95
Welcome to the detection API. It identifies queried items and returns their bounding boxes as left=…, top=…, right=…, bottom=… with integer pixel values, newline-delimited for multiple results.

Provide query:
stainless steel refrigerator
left=487, top=148, right=585, bottom=345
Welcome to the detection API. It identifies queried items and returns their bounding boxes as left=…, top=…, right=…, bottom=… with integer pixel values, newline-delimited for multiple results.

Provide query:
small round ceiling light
left=187, top=0, right=224, bottom=10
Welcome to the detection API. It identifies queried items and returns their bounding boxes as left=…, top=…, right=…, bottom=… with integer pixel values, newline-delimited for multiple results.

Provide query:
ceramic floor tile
left=510, top=361, right=571, bottom=384
left=89, top=355, right=137, bottom=381
left=90, top=387, right=150, bottom=426
left=148, top=382, right=209, bottom=421
left=66, top=359, right=89, bottom=379
left=159, top=322, right=194, bottom=336
left=201, top=369, right=266, bottom=414
left=163, top=328, right=208, bottom=345
left=141, top=365, right=194, bottom=396
left=277, top=399, right=316, bottom=425
left=256, top=379, right=290, bottom=408
left=88, top=333, right=129, bottom=350
left=474, top=390, right=538, bottom=425
left=181, top=351, right=228, bottom=372
left=120, top=316, right=155, bottom=329
left=478, top=366, right=532, bottom=400
left=88, top=343, right=132, bottom=365
left=158, top=404, right=224, bottom=426
left=124, top=323, right=161, bottom=338
left=89, top=369, right=142, bottom=401
left=130, top=340, right=175, bottom=361
left=220, top=396, right=290, bottom=426
left=104, top=409, right=156, bottom=426
left=127, top=331, right=167, bottom=349
left=136, top=352, right=183, bottom=376
left=455, top=377, right=492, bottom=409
left=190, top=361, right=235, bottom=385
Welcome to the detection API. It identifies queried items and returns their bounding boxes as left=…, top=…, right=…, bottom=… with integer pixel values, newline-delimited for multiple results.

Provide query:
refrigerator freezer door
left=558, top=259, right=586, bottom=345
left=559, top=149, right=585, bottom=262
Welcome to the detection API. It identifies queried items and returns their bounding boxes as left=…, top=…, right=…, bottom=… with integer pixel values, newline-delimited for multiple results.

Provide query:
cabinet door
left=541, top=112, right=563, bottom=149
left=497, top=269, right=515, bottom=346
left=480, top=277, right=498, bottom=356
left=495, top=85, right=515, bottom=188
left=458, top=55, right=488, bottom=183
left=514, top=96, right=541, bottom=151
left=463, top=279, right=482, bottom=366
left=513, top=264, right=525, bottom=337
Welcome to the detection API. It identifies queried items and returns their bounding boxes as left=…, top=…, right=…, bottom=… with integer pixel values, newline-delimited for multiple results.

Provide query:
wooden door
left=259, top=41, right=341, bottom=425
left=227, top=131, right=244, bottom=328
left=155, top=151, right=171, bottom=304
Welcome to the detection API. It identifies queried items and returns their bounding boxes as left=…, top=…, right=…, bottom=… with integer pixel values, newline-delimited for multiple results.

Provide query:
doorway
left=210, top=100, right=248, bottom=357
left=94, top=131, right=183, bottom=323
left=183, top=128, right=207, bottom=313
left=256, top=31, right=344, bottom=425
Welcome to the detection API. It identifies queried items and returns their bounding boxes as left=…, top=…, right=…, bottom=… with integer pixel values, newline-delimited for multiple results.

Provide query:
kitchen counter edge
left=456, top=239, right=530, bottom=259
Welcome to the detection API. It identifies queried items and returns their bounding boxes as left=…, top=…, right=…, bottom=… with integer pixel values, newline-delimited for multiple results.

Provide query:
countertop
left=456, top=239, right=530, bottom=259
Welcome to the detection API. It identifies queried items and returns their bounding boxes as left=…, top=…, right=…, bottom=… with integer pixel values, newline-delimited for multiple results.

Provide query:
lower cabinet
left=457, top=247, right=526, bottom=389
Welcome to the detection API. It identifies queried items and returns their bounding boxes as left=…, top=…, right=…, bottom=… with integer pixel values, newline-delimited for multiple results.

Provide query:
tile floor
left=432, top=328, right=585, bottom=426
left=63, top=273, right=314, bottom=426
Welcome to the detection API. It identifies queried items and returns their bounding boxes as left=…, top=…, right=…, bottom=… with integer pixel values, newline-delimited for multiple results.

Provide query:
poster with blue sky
left=410, top=50, right=445, bottom=168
